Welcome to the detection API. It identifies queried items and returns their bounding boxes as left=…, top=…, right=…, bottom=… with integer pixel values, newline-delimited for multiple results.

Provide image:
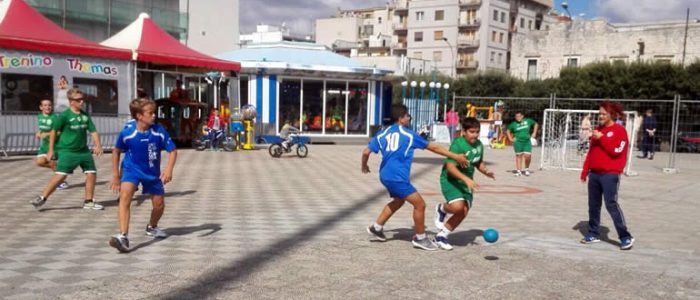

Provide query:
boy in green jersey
left=35, top=99, right=68, bottom=190
left=31, top=88, right=104, bottom=210
left=506, top=112, right=538, bottom=176
left=434, top=117, right=495, bottom=250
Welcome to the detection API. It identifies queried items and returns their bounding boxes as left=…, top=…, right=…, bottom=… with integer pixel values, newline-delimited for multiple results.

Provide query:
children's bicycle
left=268, top=132, right=309, bottom=158
left=193, top=128, right=236, bottom=152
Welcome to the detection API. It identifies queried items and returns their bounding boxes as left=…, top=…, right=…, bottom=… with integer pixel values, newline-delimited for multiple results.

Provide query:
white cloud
left=596, top=0, right=700, bottom=23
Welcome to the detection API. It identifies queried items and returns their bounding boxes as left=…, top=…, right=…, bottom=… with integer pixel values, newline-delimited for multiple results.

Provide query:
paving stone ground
left=0, top=145, right=698, bottom=299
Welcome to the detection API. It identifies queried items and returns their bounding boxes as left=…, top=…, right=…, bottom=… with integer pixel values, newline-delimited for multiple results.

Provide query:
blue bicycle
left=268, top=132, right=308, bottom=158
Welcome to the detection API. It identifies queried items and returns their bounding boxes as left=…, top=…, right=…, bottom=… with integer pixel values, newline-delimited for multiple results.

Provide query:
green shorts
left=440, top=177, right=473, bottom=208
left=513, top=139, right=532, bottom=154
left=55, top=151, right=96, bottom=175
left=37, top=140, right=49, bottom=156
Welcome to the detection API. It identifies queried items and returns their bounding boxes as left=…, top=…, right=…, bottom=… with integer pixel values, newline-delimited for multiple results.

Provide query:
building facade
left=316, top=0, right=553, bottom=77
left=27, top=0, right=239, bottom=56
left=240, top=24, right=313, bottom=46
left=510, top=19, right=700, bottom=80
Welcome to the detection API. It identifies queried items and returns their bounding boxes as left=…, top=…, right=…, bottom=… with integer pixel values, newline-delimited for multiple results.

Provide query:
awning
left=102, top=13, right=240, bottom=71
left=0, top=0, right=131, bottom=60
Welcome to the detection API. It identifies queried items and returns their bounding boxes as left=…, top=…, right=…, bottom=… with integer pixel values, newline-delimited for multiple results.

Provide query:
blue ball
left=483, top=228, right=499, bottom=243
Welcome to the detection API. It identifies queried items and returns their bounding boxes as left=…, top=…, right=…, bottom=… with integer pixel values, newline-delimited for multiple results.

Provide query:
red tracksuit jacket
left=580, top=123, right=629, bottom=180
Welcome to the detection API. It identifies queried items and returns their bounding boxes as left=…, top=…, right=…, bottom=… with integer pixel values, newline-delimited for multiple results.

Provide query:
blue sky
left=553, top=0, right=595, bottom=19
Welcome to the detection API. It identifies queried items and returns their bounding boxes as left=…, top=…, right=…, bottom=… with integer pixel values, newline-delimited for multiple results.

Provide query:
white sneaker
left=523, top=170, right=531, bottom=176
left=434, top=203, right=446, bottom=231
left=435, top=236, right=453, bottom=250
left=514, top=170, right=522, bottom=177
left=57, top=182, right=69, bottom=190
left=145, top=225, right=168, bottom=238
left=83, top=200, right=104, bottom=210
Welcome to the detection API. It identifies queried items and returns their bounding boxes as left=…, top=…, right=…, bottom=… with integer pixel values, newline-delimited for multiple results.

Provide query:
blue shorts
left=380, top=179, right=417, bottom=199
left=121, top=172, right=164, bottom=196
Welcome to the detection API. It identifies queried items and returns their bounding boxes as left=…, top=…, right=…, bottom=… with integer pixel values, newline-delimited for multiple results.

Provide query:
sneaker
left=366, top=225, right=386, bottom=242
left=649, top=155, right=654, bottom=160
left=83, top=200, right=104, bottom=210
left=435, top=236, right=453, bottom=251
left=620, top=237, right=635, bottom=250
left=109, top=234, right=130, bottom=253
left=580, top=235, right=601, bottom=244
left=56, top=182, right=69, bottom=190
left=145, top=225, right=168, bottom=238
left=637, top=155, right=647, bottom=159
left=434, top=203, right=446, bottom=231
left=513, top=170, right=522, bottom=177
left=523, top=170, right=531, bottom=176
left=31, top=196, right=46, bottom=209
left=412, top=236, right=438, bottom=251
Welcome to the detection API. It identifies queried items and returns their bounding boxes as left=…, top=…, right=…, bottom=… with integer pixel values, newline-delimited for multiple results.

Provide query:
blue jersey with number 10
left=115, top=125, right=176, bottom=181
left=367, top=124, right=429, bottom=182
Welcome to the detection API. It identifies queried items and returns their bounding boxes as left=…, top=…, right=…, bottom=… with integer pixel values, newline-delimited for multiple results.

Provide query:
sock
left=437, top=228, right=452, bottom=238
left=84, top=199, right=93, bottom=203
left=372, top=223, right=383, bottom=231
left=415, top=233, right=426, bottom=240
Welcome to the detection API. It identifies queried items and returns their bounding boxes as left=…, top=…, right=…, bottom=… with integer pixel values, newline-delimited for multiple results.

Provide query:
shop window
left=1, top=73, right=53, bottom=112
left=73, top=77, right=118, bottom=115
left=347, top=82, right=368, bottom=135
left=302, top=80, right=324, bottom=133
left=278, top=79, right=302, bottom=132
left=325, top=81, right=347, bottom=135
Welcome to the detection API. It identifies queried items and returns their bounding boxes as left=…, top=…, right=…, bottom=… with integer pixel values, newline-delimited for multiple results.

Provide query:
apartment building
left=240, top=24, right=314, bottom=46
left=316, top=0, right=553, bottom=77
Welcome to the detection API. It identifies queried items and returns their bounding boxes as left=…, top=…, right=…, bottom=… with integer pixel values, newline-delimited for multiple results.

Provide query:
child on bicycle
left=280, top=120, right=300, bottom=149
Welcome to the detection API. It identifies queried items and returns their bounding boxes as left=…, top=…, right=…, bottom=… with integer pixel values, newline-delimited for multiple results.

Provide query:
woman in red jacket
left=580, top=101, right=634, bottom=250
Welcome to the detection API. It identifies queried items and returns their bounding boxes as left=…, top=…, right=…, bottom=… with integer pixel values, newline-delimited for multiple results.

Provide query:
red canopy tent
left=102, top=13, right=240, bottom=71
left=0, top=0, right=131, bottom=60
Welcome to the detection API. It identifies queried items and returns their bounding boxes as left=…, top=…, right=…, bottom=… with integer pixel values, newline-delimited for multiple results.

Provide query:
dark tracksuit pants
left=587, top=172, right=632, bottom=240
left=641, top=134, right=654, bottom=157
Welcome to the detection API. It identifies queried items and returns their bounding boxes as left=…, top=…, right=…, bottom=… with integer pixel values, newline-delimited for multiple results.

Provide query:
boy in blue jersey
left=361, top=104, right=468, bottom=250
left=109, top=98, right=178, bottom=253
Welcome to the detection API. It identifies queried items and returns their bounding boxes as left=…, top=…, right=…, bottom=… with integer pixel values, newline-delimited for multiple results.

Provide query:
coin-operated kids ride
left=240, top=105, right=257, bottom=150
left=465, top=102, right=495, bottom=145
left=230, top=108, right=244, bottom=151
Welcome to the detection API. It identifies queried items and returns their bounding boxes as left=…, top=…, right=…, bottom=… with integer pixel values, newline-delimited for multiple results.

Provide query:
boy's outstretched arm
left=110, top=148, right=122, bottom=193
left=161, top=150, right=178, bottom=184
left=361, top=148, right=371, bottom=173
left=477, top=161, right=495, bottom=180
left=445, top=163, right=478, bottom=192
left=426, top=142, right=468, bottom=167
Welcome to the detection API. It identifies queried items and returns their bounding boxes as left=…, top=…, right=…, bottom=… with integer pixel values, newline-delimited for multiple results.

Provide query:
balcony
left=459, top=0, right=481, bottom=9
left=392, top=22, right=408, bottom=32
left=392, top=42, right=407, bottom=50
left=392, top=0, right=409, bottom=14
left=457, top=38, right=479, bottom=49
left=456, top=60, right=479, bottom=69
left=458, top=18, right=481, bottom=29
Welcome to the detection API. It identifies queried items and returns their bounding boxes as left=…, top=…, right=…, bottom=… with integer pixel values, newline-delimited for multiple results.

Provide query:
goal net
left=539, top=109, right=638, bottom=176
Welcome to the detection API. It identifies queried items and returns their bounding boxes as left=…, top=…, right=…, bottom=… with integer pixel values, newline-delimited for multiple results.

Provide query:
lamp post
left=443, top=83, right=450, bottom=122
left=441, top=37, right=455, bottom=78
left=435, top=82, right=442, bottom=121
left=410, top=81, right=417, bottom=99
left=428, top=82, right=435, bottom=101
left=419, top=81, right=427, bottom=100
left=561, top=2, right=572, bottom=19
left=401, top=81, right=408, bottom=100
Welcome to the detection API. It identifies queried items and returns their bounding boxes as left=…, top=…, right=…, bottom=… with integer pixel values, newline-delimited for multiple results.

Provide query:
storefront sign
left=0, top=53, right=118, bottom=76
left=0, top=53, right=53, bottom=69
left=66, top=58, right=118, bottom=76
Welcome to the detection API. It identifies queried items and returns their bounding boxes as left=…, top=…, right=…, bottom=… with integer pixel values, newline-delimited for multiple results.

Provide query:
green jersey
left=440, top=136, right=484, bottom=186
left=52, top=109, right=96, bottom=152
left=37, top=113, right=56, bottom=153
left=507, top=118, right=536, bottom=142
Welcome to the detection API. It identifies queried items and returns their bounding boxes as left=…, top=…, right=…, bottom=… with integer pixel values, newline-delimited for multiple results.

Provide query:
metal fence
left=446, top=95, right=699, bottom=172
left=0, top=112, right=130, bottom=156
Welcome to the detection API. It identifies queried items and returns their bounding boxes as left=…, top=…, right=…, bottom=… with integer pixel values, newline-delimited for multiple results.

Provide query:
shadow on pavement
left=450, top=229, right=484, bottom=246
left=385, top=228, right=416, bottom=242
left=99, top=190, right=197, bottom=208
left=160, top=164, right=437, bottom=300
left=0, top=157, right=32, bottom=162
left=129, top=223, right=222, bottom=253
left=572, top=220, right=618, bottom=246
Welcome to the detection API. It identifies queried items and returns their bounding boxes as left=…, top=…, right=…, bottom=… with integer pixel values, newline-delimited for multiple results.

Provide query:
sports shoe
left=580, top=235, right=601, bottom=244
left=435, top=235, right=453, bottom=251
left=434, top=203, right=446, bottom=231
left=412, top=236, right=438, bottom=251
left=56, top=182, right=69, bottom=190
left=366, top=225, right=386, bottom=242
left=145, top=225, right=168, bottom=238
left=31, top=196, right=46, bottom=209
left=109, top=234, right=130, bottom=253
left=513, top=170, right=522, bottom=177
left=620, top=237, right=635, bottom=250
left=83, top=200, right=104, bottom=210
left=523, top=170, right=531, bottom=176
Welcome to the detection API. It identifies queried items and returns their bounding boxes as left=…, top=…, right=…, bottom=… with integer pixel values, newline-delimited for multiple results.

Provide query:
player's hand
left=110, top=176, right=121, bottom=193
left=361, top=164, right=371, bottom=174
left=160, top=170, right=173, bottom=184
left=592, top=130, right=602, bottom=139
left=580, top=171, right=587, bottom=183
left=455, top=155, right=469, bottom=168
left=465, top=179, right=479, bottom=192
left=485, top=170, right=495, bottom=180
left=47, top=150, right=54, bottom=161
left=93, top=146, right=103, bottom=157
left=35, top=132, right=41, bottom=139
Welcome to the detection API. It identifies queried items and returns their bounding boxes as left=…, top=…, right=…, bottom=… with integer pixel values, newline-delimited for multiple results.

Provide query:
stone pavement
left=0, top=145, right=698, bottom=299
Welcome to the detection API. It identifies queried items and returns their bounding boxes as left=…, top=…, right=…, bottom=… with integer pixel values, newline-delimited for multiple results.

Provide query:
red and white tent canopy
left=0, top=0, right=131, bottom=60
left=102, top=13, right=240, bottom=71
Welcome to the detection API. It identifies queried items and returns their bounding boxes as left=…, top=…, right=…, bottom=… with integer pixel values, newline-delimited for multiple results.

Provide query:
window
left=567, top=57, right=579, bottom=67
left=528, top=20, right=533, bottom=30
left=378, top=17, right=382, bottom=24
left=527, top=59, right=538, bottom=81
left=434, top=30, right=443, bottom=40
left=363, top=25, right=374, bottom=36
left=490, top=51, right=495, bottom=62
left=414, top=31, right=423, bottom=42
left=302, top=80, right=324, bottom=133
left=500, top=12, right=506, bottom=23
left=493, top=10, right=498, bottom=21
left=347, top=82, right=369, bottom=134
left=73, top=77, right=118, bottom=115
left=1, top=73, right=53, bottom=112
left=414, top=51, right=423, bottom=59
left=435, top=10, right=444, bottom=21
left=491, top=31, right=497, bottom=42
left=497, top=53, right=503, bottom=64
left=499, top=32, right=504, bottom=43
left=416, top=11, right=424, bottom=21
left=433, top=51, right=443, bottom=62
left=520, top=18, right=524, bottom=28
left=278, top=79, right=302, bottom=132
left=239, top=76, right=249, bottom=107
left=325, top=81, right=347, bottom=135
